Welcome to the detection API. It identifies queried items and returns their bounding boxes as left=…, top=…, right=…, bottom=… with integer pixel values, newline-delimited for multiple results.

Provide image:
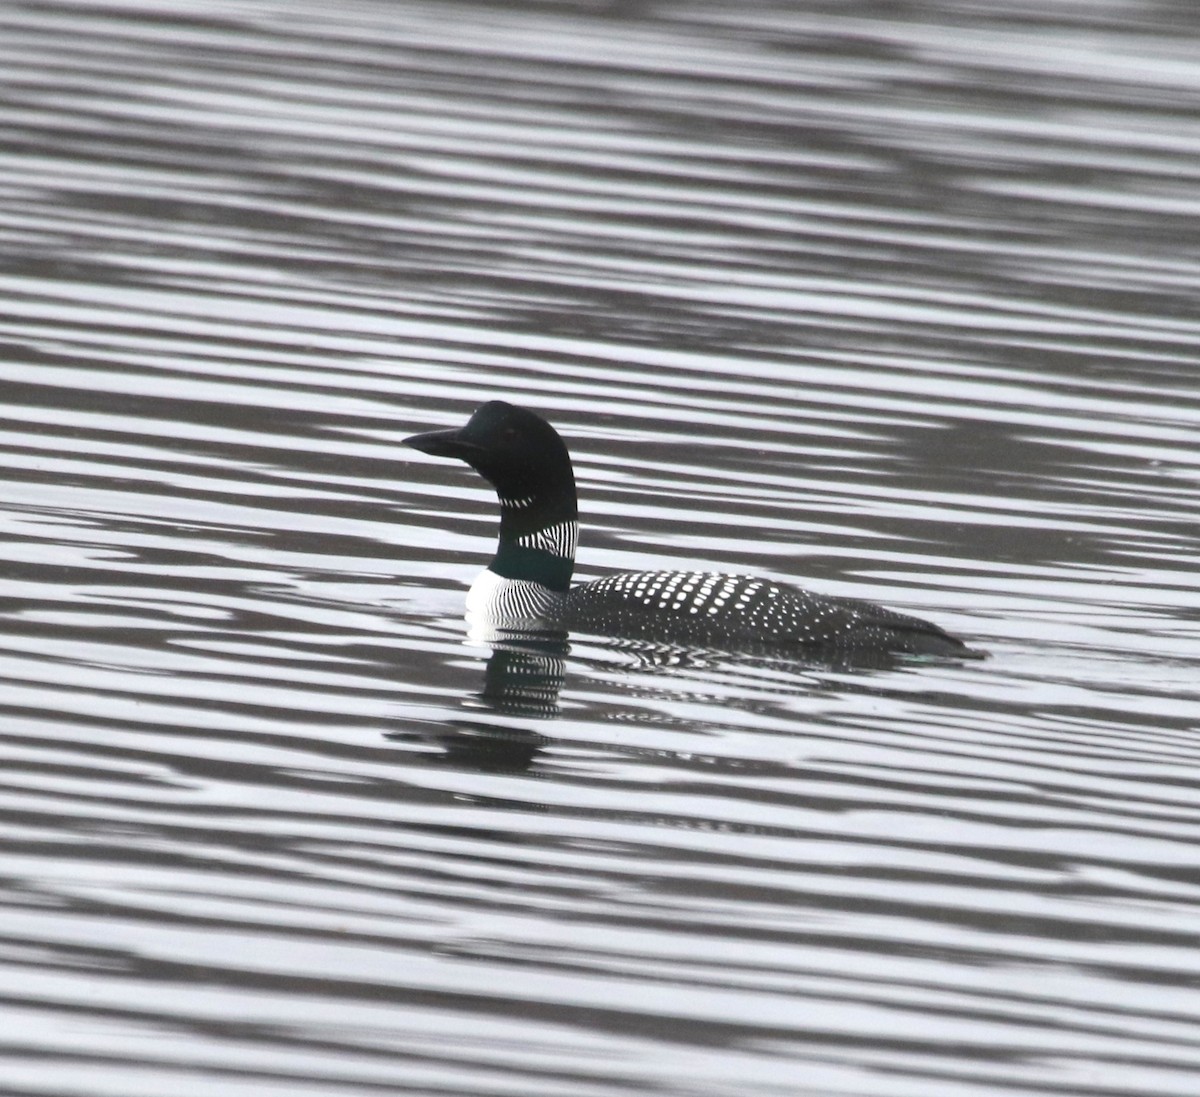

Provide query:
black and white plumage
left=404, top=401, right=983, bottom=660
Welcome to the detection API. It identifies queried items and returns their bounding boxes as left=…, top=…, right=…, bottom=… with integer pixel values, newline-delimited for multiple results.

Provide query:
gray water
left=2, top=1, right=1200, bottom=1095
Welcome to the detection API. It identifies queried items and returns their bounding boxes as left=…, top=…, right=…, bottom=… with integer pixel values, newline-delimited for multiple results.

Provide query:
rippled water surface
left=3, top=1, right=1200, bottom=1095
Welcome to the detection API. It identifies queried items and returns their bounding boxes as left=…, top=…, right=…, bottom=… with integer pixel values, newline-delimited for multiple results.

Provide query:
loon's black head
left=404, top=401, right=579, bottom=590
left=404, top=401, right=576, bottom=515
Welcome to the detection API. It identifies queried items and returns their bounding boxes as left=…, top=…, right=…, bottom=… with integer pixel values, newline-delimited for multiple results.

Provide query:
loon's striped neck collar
left=491, top=492, right=577, bottom=591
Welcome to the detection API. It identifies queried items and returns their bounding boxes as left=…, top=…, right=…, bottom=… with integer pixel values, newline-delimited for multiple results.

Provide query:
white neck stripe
left=515, top=520, right=578, bottom=560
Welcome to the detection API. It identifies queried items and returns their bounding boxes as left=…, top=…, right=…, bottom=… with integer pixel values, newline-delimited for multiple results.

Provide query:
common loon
left=404, top=401, right=983, bottom=659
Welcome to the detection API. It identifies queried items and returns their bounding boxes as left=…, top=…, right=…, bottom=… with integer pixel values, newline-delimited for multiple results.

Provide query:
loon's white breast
left=466, top=568, right=562, bottom=625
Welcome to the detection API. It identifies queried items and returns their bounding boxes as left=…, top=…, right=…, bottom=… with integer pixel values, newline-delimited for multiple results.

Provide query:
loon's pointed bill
left=403, top=427, right=483, bottom=460
left=406, top=400, right=985, bottom=660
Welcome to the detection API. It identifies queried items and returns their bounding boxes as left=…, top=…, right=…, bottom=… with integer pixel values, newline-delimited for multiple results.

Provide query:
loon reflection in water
left=404, top=401, right=984, bottom=661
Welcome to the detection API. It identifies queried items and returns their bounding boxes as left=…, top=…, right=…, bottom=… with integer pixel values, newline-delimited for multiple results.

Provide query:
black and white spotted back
left=563, top=570, right=974, bottom=657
